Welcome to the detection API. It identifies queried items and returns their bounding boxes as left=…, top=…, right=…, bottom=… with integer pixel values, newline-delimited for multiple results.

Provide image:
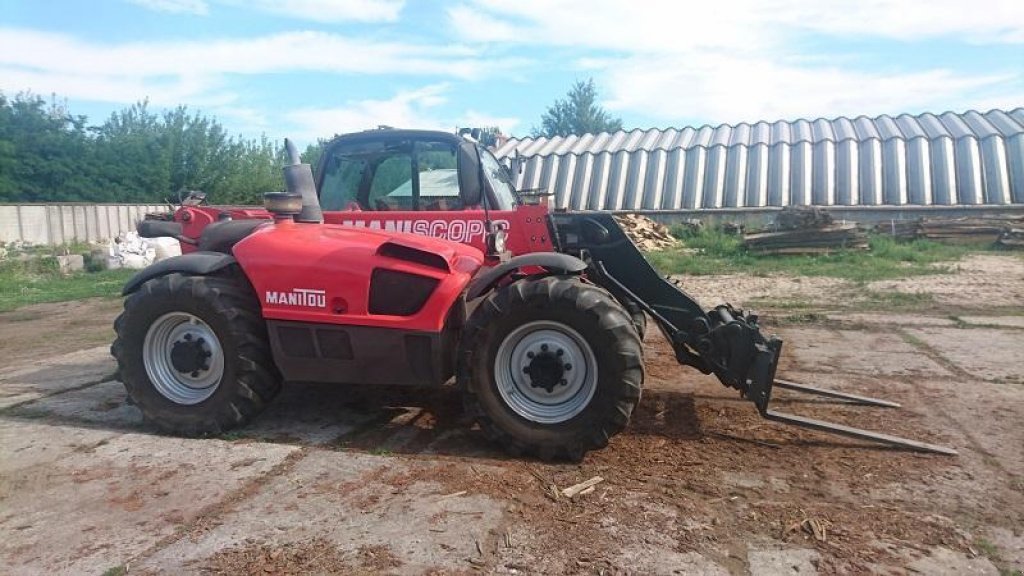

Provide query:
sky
left=1, top=0, right=1022, bottom=145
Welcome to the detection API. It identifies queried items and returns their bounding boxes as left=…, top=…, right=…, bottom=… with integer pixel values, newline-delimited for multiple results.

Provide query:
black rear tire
left=458, top=276, right=644, bottom=461
left=625, top=300, right=647, bottom=339
left=111, top=270, right=281, bottom=435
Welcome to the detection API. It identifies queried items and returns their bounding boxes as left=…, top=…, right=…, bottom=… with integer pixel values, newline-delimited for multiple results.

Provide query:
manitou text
left=265, top=288, right=326, bottom=308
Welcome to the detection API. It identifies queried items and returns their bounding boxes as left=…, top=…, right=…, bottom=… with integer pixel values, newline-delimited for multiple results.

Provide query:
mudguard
left=121, top=252, right=236, bottom=295
left=466, top=252, right=586, bottom=300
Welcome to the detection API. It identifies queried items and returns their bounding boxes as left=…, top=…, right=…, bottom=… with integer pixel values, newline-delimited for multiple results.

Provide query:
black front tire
left=458, top=276, right=644, bottom=461
left=111, top=271, right=281, bottom=435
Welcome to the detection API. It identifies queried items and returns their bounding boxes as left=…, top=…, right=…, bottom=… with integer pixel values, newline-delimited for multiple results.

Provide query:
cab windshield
left=479, top=147, right=517, bottom=211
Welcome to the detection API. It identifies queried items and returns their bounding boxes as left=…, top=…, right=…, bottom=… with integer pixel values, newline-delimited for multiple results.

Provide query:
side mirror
left=137, top=220, right=183, bottom=239
left=510, top=149, right=524, bottom=175
left=136, top=220, right=197, bottom=245
left=458, top=141, right=483, bottom=206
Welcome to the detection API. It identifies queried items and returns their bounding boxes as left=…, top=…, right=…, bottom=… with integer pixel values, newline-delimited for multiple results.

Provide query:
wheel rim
left=494, top=320, right=599, bottom=424
left=143, top=312, right=225, bottom=405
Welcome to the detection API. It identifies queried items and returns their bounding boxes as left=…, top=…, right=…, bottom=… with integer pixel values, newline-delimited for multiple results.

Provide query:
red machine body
left=175, top=203, right=553, bottom=256
left=232, top=220, right=483, bottom=332
left=169, top=129, right=553, bottom=256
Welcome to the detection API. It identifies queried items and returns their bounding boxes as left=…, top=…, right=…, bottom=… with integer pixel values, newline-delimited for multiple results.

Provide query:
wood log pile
left=920, top=218, right=1008, bottom=244
left=874, top=216, right=1024, bottom=248
left=615, top=214, right=681, bottom=251
left=743, top=206, right=868, bottom=254
left=873, top=219, right=920, bottom=241
left=999, top=223, right=1024, bottom=248
left=775, top=205, right=835, bottom=230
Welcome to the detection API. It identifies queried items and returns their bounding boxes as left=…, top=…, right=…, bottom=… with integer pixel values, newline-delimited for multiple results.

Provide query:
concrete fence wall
left=0, top=204, right=167, bottom=245
left=4, top=202, right=1023, bottom=246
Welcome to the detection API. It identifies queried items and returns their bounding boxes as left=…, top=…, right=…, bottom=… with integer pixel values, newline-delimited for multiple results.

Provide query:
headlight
left=487, top=228, right=508, bottom=255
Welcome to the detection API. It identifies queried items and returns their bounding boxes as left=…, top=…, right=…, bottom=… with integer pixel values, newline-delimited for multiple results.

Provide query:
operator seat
left=198, top=219, right=268, bottom=254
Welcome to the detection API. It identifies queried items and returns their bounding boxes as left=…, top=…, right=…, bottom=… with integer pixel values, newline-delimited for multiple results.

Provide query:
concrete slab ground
left=1, top=291, right=1021, bottom=575
left=747, top=546, right=820, bottom=576
left=958, top=315, right=1024, bottom=329
left=137, top=450, right=506, bottom=574
left=0, top=347, right=115, bottom=408
left=0, top=420, right=297, bottom=575
left=825, top=312, right=958, bottom=328
left=906, top=546, right=999, bottom=575
left=905, top=327, right=1024, bottom=383
left=778, top=327, right=952, bottom=377
left=11, top=380, right=144, bottom=429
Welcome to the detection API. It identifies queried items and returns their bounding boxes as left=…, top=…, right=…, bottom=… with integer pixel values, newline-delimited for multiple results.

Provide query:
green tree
left=534, top=79, right=623, bottom=138
left=457, top=126, right=504, bottom=148
left=0, top=92, right=100, bottom=202
left=217, top=135, right=284, bottom=204
left=93, top=101, right=171, bottom=202
left=0, top=93, right=297, bottom=204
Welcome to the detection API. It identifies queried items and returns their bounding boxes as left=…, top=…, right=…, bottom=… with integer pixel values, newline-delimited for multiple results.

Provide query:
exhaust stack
left=282, top=138, right=323, bottom=224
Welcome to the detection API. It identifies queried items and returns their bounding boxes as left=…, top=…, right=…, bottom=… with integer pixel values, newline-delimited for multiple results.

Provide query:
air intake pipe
left=283, top=138, right=323, bottom=224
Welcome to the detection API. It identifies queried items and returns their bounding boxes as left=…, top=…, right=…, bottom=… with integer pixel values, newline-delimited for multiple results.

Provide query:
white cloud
left=0, top=66, right=229, bottom=108
left=285, top=85, right=522, bottom=142
left=285, top=84, right=452, bottom=140
left=0, top=29, right=485, bottom=79
left=447, top=5, right=521, bottom=43
left=593, top=54, right=1018, bottom=123
left=126, top=0, right=208, bottom=14
left=127, top=0, right=405, bottom=22
left=452, top=0, right=1024, bottom=123
left=458, top=110, right=519, bottom=133
left=455, top=0, right=1024, bottom=50
left=0, top=27, right=519, bottom=111
left=229, top=0, right=405, bottom=23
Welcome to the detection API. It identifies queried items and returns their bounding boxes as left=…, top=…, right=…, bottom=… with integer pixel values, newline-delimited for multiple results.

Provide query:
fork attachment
left=550, top=212, right=957, bottom=456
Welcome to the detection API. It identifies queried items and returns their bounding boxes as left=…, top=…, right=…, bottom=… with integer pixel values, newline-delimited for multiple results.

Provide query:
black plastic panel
left=378, top=242, right=449, bottom=271
left=267, top=321, right=447, bottom=387
left=278, top=326, right=316, bottom=358
left=369, top=269, right=439, bottom=316
left=316, top=328, right=354, bottom=360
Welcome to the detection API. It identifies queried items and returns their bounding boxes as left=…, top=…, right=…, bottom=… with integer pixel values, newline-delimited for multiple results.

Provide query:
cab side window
left=368, top=153, right=414, bottom=211
left=415, top=141, right=462, bottom=210
left=320, top=156, right=366, bottom=211
left=318, top=138, right=462, bottom=211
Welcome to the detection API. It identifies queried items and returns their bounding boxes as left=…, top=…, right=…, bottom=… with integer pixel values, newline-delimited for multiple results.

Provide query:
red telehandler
left=117, top=129, right=955, bottom=459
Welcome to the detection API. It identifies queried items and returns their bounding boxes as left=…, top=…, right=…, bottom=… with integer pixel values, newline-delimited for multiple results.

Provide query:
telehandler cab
left=118, top=131, right=955, bottom=459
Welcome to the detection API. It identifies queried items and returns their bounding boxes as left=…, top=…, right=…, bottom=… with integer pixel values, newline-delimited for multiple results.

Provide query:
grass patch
left=101, top=566, right=126, bottom=576
left=974, top=538, right=999, bottom=559
left=948, top=315, right=969, bottom=328
left=859, top=289, right=934, bottom=308
left=779, top=312, right=829, bottom=324
left=646, top=226, right=985, bottom=282
left=0, top=257, right=135, bottom=312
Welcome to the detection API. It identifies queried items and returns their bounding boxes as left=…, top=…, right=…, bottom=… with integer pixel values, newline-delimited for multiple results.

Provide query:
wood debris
left=615, top=214, right=681, bottom=251
left=1000, top=225, right=1024, bottom=248
left=874, top=219, right=921, bottom=241
left=785, top=517, right=830, bottom=542
left=560, top=476, right=604, bottom=498
left=775, top=205, right=834, bottom=230
left=742, top=206, right=868, bottom=254
left=919, top=218, right=1008, bottom=244
left=436, top=490, right=467, bottom=501
left=874, top=215, right=1024, bottom=247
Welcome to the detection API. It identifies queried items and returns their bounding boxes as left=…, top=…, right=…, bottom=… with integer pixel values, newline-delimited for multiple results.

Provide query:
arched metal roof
left=495, top=108, right=1024, bottom=210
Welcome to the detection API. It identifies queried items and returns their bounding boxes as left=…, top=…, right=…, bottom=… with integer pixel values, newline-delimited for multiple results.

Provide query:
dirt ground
left=1, top=253, right=1022, bottom=575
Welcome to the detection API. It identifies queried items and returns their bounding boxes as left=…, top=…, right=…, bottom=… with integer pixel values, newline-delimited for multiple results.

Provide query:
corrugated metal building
left=493, top=108, right=1024, bottom=211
